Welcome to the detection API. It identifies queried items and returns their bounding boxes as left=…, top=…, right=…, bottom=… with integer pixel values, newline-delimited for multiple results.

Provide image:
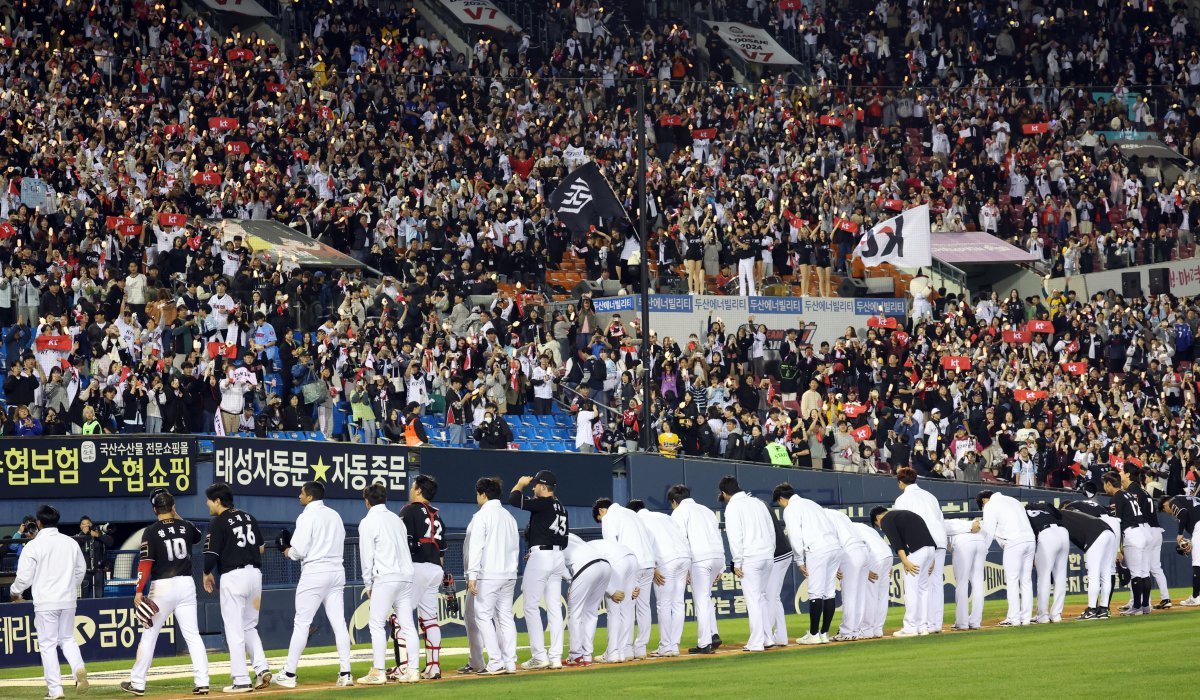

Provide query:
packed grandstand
left=0, top=0, right=1198, bottom=495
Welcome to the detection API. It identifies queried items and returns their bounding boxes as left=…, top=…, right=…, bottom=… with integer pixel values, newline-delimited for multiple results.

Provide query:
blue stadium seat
left=525, top=440, right=547, bottom=451
left=535, top=414, right=556, bottom=427
left=512, top=425, right=533, bottom=442
left=533, top=426, right=553, bottom=440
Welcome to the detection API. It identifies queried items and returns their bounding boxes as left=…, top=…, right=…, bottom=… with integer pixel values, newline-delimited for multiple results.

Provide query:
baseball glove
left=135, top=598, right=160, bottom=628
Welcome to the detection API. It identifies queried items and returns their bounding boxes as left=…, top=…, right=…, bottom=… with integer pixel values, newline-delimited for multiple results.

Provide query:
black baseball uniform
left=203, top=508, right=263, bottom=575
left=1025, top=502, right=1063, bottom=534
left=1063, top=499, right=1109, bottom=518
left=1166, top=496, right=1200, bottom=538
left=400, top=501, right=447, bottom=564
left=140, top=518, right=202, bottom=581
left=507, top=491, right=568, bottom=548
left=1115, top=486, right=1158, bottom=531
left=772, top=511, right=791, bottom=559
left=878, top=510, right=936, bottom=554
left=1058, top=510, right=1111, bottom=551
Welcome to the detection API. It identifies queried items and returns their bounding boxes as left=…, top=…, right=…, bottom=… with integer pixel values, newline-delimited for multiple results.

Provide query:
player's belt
left=532, top=545, right=563, bottom=551
left=574, top=558, right=608, bottom=578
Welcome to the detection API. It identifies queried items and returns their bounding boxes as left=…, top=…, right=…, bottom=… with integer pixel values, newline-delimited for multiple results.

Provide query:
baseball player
left=851, top=521, right=893, bottom=639
left=1025, top=502, right=1069, bottom=623
left=825, top=508, right=869, bottom=641
left=1057, top=507, right=1118, bottom=620
left=870, top=506, right=936, bottom=637
left=1159, top=495, right=1200, bottom=605
left=892, top=468, right=947, bottom=633
left=1063, top=499, right=1121, bottom=617
left=466, top=477, right=520, bottom=675
left=587, top=535, right=638, bottom=663
left=667, top=484, right=725, bottom=654
left=121, top=489, right=209, bottom=696
left=357, top=483, right=420, bottom=685
left=10, top=505, right=88, bottom=700
left=764, top=508, right=793, bottom=648
left=943, top=517, right=987, bottom=630
left=509, top=471, right=568, bottom=670
left=973, top=490, right=1036, bottom=626
left=562, top=533, right=614, bottom=667
left=772, top=484, right=840, bottom=644
left=719, top=476, right=775, bottom=653
left=1104, top=467, right=1158, bottom=616
left=201, top=483, right=271, bottom=693
left=626, top=500, right=691, bottom=657
left=592, top=498, right=656, bottom=659
left=274, top=481, right=353, bottom=688
left=399, top=475, right=448, bottom=678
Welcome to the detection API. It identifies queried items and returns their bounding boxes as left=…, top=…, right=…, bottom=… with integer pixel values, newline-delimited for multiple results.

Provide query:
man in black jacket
left=473, top=402, right=512, bottom=449
left=76, top=516, right=115, bottom=598
left=871, top=507, right=936, bottom=637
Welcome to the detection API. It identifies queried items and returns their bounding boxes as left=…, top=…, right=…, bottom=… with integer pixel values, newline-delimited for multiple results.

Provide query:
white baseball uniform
left=894, top=483, right=948, bottom=632
left=10, top=527, right=87, bottom=699
left=133, top=576, right=210, bottom=689
left=1149, top=525, right=1170, bottom=601
left=522, top=548, right=566, bottom=664
left=944, top=519, right=987, bottom=629
left=851, top=523, right=893, bottom=638
left=359, top=503, right=418, bottom=672
left=671, top=497, right=725, bottom=648
left=599, top=503, right=656, bottom=658
left=563, top=535, right=613, bottom=663
left=219, top=567, right=269, bottom=685
left=590, top=538, right=637, bottom=662
left=723, top=492, right=776, bottom=651
left=1033, top=522, right=1070, bottom=622
left=825, top=509, right=869, bottom=638
left=980, top=492, right=1036, bottom=625
left=465, top=498, right=519, bottom=673
left=284, top=499, right=351, bottom=676
left=635, top=510, right=691, bottom=655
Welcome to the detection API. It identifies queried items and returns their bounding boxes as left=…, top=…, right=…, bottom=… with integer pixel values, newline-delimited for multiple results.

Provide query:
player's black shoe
left=192, top=687, right=209, bottom=696
left=1096, top=607, right=1111, bottom=619
left=1154, top=599, right=1172, bottom=610
left=119, top=683, right=145, bottom=697
left=711, top=634, right=722, bottom=650
left=688, top=645, right=714, bottom=654
left=1076, top=608, right=1099, bottom=620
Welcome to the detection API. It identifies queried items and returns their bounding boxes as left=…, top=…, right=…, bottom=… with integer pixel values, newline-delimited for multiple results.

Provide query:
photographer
left=75, top=517, right=114, bottom=599
left=8, top=515, right=37, bottom=556
left=473, top=401, right=512, bottom=449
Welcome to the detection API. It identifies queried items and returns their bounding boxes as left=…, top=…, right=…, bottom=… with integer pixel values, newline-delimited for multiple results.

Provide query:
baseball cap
left=533, top=470, right=557, bottom=487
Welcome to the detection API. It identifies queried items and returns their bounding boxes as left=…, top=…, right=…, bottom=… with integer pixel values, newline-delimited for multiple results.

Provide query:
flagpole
left=637, top=79, right=652, bottom=453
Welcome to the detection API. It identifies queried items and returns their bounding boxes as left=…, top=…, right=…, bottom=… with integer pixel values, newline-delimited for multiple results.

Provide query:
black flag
left=547, top=161, right=628, bottom=235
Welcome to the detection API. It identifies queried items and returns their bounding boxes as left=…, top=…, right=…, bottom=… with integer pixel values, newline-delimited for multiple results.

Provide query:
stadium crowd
left=0, top=0, right=1198, bottom=494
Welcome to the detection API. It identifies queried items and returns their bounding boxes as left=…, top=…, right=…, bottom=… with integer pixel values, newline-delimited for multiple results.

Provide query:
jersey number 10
left=163, top=538, right=189, bottom=562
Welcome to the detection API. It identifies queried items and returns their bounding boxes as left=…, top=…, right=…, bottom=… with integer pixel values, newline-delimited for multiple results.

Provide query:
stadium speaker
left=1148, top=267, right=1170, bottom=297
left=572, top=280, right=607, bottom=298
left=837, top=277, right=867, bottom=298
left=1121, top=271, right=1142, bottom=299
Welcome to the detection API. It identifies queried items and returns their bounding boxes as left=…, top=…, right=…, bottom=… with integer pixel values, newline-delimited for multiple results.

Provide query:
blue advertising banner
left=0, top=597, right=176, bottom=668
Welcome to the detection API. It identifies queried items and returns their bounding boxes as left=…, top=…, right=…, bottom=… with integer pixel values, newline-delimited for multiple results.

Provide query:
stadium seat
left=526, top=440, right=547, bottom=451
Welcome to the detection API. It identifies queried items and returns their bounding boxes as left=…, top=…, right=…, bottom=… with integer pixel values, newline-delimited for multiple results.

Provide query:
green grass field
left=1, top=590, right=1194, bottom=699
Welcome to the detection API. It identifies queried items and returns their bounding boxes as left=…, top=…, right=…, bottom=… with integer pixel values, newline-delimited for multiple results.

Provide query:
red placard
left=208, top=116, right=239, bottom=131
left=940, top=355, right=972, bottom=371
left=1027, top=319, right=1054, bottom=334
left=867, top=316, right=899, bottom=329
left=294, top=148, right=310, bottom=161
left=318, top=106, right=335, bottom=120
left=226, top=48, right=254, bottom=61
left=659, top=115, right=683, bottom=126
left=1003, top=330, right=1031, bottom=344
left=818, top=115, right=844, bottom=127
left=779, top=0, right=804, bottom=8
left=0, top=221, right=15, bottom=239
left=226, top=141, right=250, bottom=155
left=118, top=223, right=144, bottom=237
left=844, top=403, right=868, bottom=418
left=1014, top=389, right=1048, bottom=402
left=835, top=218, right=860, bottom=233
left=193, top=171, right=223, bottom=186
left=264, top=81, right=285, bottom=93
left=1062, top=362, right=1088, bottom=375
left=164, top=123, right=185, bottom=136
left=189, top=59, right=211, bottom=73
left=691, top=128, right=717, bottom=140
left=206, top=341, right=239, bottom=360
left=883, top=199, right=905, bottom=211
left=158, top=212, right=188, bottom=227
left=893, top=330, right=909, bottom=345
left=1065, top=340, right=1079, bottom=354
left=105, top=215, right=130, bottom=230
left=1022, top=122, right=1051, bottom=135
left=850, top=424, right=873, bottom=442
left=35, top=335, right=72, bottom=352
left=0, top=37, right=14, bottom=48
